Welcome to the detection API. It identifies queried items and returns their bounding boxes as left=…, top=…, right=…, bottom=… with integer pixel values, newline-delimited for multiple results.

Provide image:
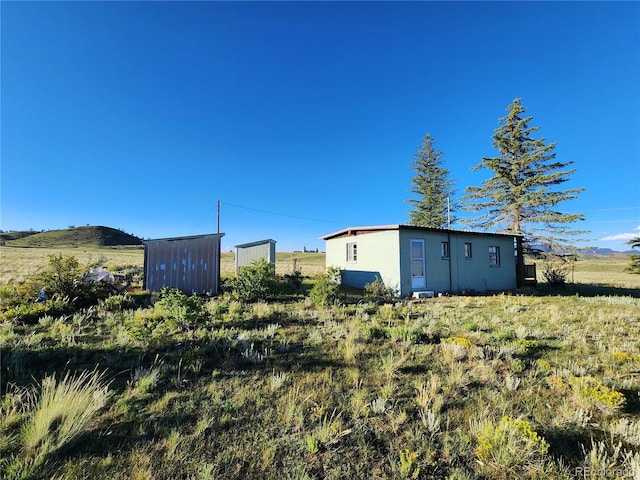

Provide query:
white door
left=410, top=239, right=426, bottom=289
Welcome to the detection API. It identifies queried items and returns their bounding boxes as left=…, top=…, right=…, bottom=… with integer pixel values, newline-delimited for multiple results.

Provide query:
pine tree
left=407, top=133, right=456, bottom=229
left=462, top=98, right=586, bottom=251
left=626, top=237, right=640, bottom=274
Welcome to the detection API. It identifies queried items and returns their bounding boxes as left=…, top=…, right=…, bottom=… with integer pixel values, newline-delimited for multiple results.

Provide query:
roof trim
left=320, top=224, right=520, bottom=240
left=234, top=239, right=277, bottom=249
left=145, top=233, right=225, bottom=244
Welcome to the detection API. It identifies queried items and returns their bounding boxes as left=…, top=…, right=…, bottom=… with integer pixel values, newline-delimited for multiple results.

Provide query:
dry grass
left=0, top=247, right=325, bottom=284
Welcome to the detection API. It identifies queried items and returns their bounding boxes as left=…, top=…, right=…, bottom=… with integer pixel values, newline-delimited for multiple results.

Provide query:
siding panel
left=144, top=234, right=223, bottom=294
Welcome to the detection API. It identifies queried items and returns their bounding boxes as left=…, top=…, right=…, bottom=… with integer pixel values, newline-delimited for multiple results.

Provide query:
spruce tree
left=626, top=237, right=640, bottom=274
left=407, top=133, right=456, bottom=229
left=462, top=98, right=586, bottom=251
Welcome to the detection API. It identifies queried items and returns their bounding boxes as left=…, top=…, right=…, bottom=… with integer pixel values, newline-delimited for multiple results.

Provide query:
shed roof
left=234, top=238, right=277, bottom=249
left=145, top=233, right=225, bottom=244
left=320, top=225, right=519, bottom=241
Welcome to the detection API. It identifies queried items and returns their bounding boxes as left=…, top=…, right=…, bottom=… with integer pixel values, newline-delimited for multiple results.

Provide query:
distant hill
left=0, top=230, right=41, bottom=242
left=3, top=226, right=143, bottom=247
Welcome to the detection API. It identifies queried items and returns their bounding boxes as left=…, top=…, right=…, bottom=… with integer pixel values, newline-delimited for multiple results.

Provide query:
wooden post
left=515, top=235, right=526, bottom=287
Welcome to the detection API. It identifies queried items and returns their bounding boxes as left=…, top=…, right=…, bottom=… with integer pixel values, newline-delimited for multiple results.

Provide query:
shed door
left=410, top=239, right=426, bottom=289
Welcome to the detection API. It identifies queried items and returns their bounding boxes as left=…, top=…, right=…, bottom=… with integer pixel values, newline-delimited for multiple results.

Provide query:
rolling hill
left=2, top=226, right=143, bottom=248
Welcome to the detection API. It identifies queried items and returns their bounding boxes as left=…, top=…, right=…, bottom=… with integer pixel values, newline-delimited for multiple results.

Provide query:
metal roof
left=234, top=238, right=277, bottom=249
left=145, top=232, right=225, bottom=244
left=320, top=224, right=519, bottom=240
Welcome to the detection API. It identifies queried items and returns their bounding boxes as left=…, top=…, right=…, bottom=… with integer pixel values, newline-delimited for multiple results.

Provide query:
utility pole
left=216, top=200, right=221, bottom=294
left=217, top=200, right=221, bottom=234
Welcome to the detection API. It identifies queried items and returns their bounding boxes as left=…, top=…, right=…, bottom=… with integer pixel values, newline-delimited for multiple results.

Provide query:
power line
left=222, top=201, right=352, bottom=226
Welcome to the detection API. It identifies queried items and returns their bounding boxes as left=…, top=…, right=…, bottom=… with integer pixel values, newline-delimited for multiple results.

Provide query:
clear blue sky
left=2, top=1, right=639, bottom=252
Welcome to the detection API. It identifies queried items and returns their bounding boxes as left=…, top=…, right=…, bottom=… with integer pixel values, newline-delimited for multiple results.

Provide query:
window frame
left=489, top=246, right=501, bottom=266
left=464, top=242, right=473, bottom=259
left=346, top=242, right=358, bottom=262
left=441, top=241, right=450, bottom=259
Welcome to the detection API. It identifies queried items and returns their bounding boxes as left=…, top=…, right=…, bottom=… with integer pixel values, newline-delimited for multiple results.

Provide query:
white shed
left=234, top=239, right=277, bottom=272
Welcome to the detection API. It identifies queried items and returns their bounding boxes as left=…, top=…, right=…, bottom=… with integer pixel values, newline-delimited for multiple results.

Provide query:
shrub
left=17, top=254, right=114, bottom=310
left=1, top=298, right=73, bottom=325
left=364, top=277, right=397, bottom=299
left=309, top=266, right=342, bottom=307
left=284, top=268, right=304, bottom=293
left=100, top=294, right=137, bottom=312
left=155, top=288, right=210, bottom=326
left=225, top=259, right=277, bottom=302
left=473, top=416, right=549, bottom=477
left=541, top=256, right=574, bottom=287
left=569, top=377, right=626, bottom=413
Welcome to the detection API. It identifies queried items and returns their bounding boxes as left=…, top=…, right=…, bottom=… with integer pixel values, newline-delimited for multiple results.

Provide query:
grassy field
left=0, top=248, right=639, bottom=479
left=0, top=247, right=326, bottom=285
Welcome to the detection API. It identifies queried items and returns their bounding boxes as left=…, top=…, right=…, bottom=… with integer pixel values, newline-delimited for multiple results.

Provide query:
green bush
left=364, top=277, right=397, bottom=299
left=309, top=266, right=342, bottom=307
left=1, top=298, right=73, bottom=325
left=155, top=288, right=210, bottom=327
left=100, top=294, right=137, bottom=312
left=225, top=259, right=277, bottom=302
left=542, top=262, right=568, bottom=286
left=30, top=254, right=112, bottom=309
left=284, top=268, right=304, bottom=294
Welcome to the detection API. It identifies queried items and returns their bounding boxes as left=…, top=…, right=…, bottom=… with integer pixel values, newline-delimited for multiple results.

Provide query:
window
left=465, top=242, right=472, bottom=259
left=489, top=246, right=500, bottom=266
left=441, top=241, right=450, bottom=259
left=347, top=242, right=357, bottom=262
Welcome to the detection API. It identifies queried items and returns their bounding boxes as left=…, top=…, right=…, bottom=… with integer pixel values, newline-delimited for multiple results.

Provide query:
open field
left=0, top=247, right=326, bottom=285
left=0, top=248, right=639, bottom=479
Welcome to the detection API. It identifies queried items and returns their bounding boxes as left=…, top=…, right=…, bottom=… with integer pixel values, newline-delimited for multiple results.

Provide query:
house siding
left=323, top=225, right=517, bottom=297
left=325, top=230, right=401, bottom=292
left=398, top=230, right=516, bottom=295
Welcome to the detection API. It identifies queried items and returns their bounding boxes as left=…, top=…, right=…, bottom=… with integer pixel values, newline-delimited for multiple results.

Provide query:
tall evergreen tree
left=407, top=133, right=456, bottom=229
left=462, top=98, right=586, bottom=251
left=626, top=237, right=640, bottom=274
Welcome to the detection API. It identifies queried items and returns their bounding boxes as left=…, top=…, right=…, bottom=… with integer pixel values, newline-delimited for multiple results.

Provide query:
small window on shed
left=465, top=242, right=472, bottom=259
left=489, top=246, right=501, bottom=266
left=441, top=241, right=450, bottom=259
left=347, top=242, right=357, bottom=262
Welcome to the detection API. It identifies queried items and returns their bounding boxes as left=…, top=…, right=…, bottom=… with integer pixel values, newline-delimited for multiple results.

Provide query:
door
left=410, top=239, right=426, bottom=289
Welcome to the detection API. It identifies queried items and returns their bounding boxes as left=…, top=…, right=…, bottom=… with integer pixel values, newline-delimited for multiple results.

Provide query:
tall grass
left=22, top=369, right=112, bottom=456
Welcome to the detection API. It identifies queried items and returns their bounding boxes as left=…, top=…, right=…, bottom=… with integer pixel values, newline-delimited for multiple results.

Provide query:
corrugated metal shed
left=144, top=233, right=224, bottom=294
left=234, top=239, right=276, bottom=272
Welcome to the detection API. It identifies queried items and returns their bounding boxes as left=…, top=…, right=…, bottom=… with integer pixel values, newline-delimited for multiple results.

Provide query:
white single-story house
left=321, top=225, right=525, bottom=297
left=234, top=239, right=276, bottom=272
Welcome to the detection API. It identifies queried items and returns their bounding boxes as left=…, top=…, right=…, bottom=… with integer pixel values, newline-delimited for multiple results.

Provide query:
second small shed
left=235, top=239, right=276, bottom=271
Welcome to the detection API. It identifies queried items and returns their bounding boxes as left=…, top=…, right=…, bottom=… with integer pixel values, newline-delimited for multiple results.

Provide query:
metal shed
left=143, top=233, right=224, bottom=294
left=234, top=239, right=276, bottom=272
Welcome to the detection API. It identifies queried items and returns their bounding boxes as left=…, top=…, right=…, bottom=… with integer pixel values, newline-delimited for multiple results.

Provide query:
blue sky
left=2, top=1, right=639, bottom=252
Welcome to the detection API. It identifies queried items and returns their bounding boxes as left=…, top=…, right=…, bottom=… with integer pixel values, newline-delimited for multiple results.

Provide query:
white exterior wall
left=325, top=230, right=401, bottom=292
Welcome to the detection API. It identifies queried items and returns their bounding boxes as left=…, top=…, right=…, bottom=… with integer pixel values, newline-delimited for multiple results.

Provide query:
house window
left=465, top=242, right=472, bottom=259
left=347, top=242, right=357, bottom=262
left=441, top=241, right=450, bottom=259
left=489, top=246, right=500, bottom=266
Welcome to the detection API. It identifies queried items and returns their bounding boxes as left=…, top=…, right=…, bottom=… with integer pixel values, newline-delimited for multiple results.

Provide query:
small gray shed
left=235, top=239, right=276, bottom=272
left=144, top=233, right=224, bottom=294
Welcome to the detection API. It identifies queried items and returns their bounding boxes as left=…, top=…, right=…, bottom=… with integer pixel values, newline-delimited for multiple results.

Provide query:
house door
left=410, top=239, right=426, bottom=289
